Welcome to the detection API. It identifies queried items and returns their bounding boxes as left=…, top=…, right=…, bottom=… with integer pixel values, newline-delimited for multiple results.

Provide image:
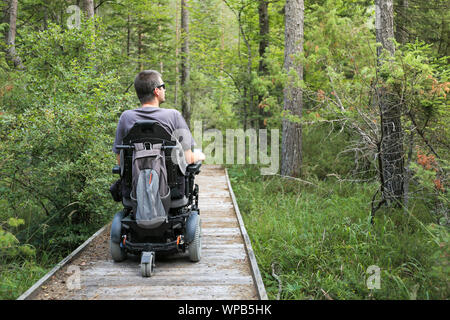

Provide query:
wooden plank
left=19, top=165, right=266, bottom=300
left=225, top=168, right=269, bottom=300
left=71, top=285, right=257, bottom=300
left=17, top=225, right=109, bottom=300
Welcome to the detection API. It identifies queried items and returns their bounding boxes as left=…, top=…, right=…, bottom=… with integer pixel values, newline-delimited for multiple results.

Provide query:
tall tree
left=83, top=0, right=95, bottom=19
left=127, top=13, right=131, bottom=57
left=258, top=0, right=269, bottom=75
left=258, top=0, right=269, bottom=129
left=5, top=0, right=24, bottom=69
left=175, top=0, right=180, bottom=108
left=181, top=0, right=191, bottom=127
left=138, top=26, right=144, bottom=71
left=375, top=0, right=404, bottom=206
left=281, top=0, right=304, bottom=177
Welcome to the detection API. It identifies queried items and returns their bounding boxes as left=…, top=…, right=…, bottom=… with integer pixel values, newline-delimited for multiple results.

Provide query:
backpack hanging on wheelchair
left=109, top=120, right=202, bottom=277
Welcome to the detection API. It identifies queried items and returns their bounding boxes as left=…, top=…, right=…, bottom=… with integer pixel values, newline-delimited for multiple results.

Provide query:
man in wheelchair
left=113, top=70, right=205, bottom=164
left=110, top=70, right=205, bottom=277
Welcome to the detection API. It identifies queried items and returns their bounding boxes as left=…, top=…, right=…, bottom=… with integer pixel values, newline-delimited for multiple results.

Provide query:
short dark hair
left=134, top=70, right=162, bottom=104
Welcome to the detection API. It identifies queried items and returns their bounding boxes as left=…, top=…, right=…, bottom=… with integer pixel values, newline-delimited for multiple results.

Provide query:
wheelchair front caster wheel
left=141, top=251, right=155, bottom=277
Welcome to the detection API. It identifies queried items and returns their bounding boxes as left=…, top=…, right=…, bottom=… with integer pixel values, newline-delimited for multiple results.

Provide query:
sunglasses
left=155, top=83, right=165, bottom=90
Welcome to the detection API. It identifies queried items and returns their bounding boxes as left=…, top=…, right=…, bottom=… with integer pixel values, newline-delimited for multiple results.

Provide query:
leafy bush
left=228, top=165, right=449, bottom=300
left=0, top=20, right=130, bottom=261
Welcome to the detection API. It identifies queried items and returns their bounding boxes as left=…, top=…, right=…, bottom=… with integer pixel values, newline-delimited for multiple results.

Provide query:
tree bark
left=83, top=0, right=95, bottom=19
left=281, top=0, right=304, bottom=177
left=158, top=2, right=163, bottom=73
left=127, top=13, right=131, bottom=57
left=6, top=0, right=24, bottom=69
left=258, top=0, right=269, bottom=129
left=376, top=0, right=404, bottom=206
left=174, top=0, right=180, bottom=107
left=138, top=26, right=143, bottom=71
left=181, top=0, right=191, bottom=127
left=42, top=5, right=48, bottom=30
left=258, top=0, right=269, bottom=75
left=219, top=6, right=225, bottom=108
left=237, top=8, right=253, bottom=130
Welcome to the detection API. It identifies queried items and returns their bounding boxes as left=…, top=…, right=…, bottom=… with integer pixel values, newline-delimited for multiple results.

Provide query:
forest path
left=18, top=165, right=267, bottom=300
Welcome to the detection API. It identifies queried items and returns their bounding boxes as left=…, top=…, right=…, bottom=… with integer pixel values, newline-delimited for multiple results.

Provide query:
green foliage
left=394, top=0, right=450, bottom=57
left=302, top=124, right=356, bottom=179
left=0, top=261, right=47, bottom=300
left=1, top=216, right=35, bottom=261
left=0, top=18, right=126, bottom=296
left=0, top=0, right=448, bottom=300
left=228, top=166, right=449, bottom=300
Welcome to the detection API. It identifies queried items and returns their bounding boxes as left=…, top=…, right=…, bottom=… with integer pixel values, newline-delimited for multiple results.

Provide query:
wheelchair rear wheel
left=110, top=240, right=127, bottom=262
left=110, top=211, right=127, bottom=262
left=188, top=218, right=202, bottom=262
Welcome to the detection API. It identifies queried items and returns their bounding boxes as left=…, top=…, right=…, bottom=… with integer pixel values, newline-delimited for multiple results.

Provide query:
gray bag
left=130, top=143, right=170, bottom=229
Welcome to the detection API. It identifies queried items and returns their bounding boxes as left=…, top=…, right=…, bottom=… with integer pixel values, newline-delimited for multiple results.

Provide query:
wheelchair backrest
left=119, top=120, right=186, bottom=201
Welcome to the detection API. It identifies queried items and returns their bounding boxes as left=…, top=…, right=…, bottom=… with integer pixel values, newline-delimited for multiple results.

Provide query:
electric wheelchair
left=110, top=120, right=202, bottom=277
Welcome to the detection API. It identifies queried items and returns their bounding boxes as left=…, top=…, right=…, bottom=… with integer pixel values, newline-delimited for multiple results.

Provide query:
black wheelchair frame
left=110, top=120, right=201, bottom=277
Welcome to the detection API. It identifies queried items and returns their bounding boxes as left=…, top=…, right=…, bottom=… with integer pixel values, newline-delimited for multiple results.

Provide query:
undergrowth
left=228, top=165, right=449, bottom=300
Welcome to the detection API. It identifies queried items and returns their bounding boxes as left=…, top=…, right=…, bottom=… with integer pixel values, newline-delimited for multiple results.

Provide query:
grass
left=0, top=218, right=107, bottom=300
left=227, top=165, right=449, bottom=300
left=0, top=251, right=58, bottom=300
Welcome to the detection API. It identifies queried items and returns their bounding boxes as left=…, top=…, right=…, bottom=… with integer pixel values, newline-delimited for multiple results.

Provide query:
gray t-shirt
left=112, top=107, right=195, bottom=154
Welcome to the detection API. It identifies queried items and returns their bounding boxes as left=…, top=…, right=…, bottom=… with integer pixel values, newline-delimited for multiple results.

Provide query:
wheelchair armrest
left=186, top=162, right=202, bottom=175
left=112, top=165, right=121, bottom=175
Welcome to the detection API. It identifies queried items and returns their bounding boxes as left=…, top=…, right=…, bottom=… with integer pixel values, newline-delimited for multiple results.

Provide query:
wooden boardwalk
left=18, top=165, right=267, bottom=300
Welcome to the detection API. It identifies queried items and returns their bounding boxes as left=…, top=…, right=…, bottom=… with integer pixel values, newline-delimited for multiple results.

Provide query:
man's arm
left=116, top=153, right=120, bottom=165
left=184, top=149, right=205, bottom=164
left=171, top=110, right=206, bottom=164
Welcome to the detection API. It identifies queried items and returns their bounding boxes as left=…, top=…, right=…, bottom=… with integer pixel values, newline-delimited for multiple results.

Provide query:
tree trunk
left=159, top=22, right=163, bottom=73
left=437, top=14, right=448, bottom=57
left=83, top=0, right=94, bottom=19
left=281, top=0, right=304, bottom=177
left=181, top=0, right=191, bottom=127
left=42, top=5, right=48, bottom=30
left=158, top=2, right=163, bottom=74
left=258, top=0, right=269, bottom=75
left=219, top=5, right=225, bottom=108
left=127, top=13, right=131, bottom=57
left=237, top=8, right=253, bottom=130
left=258, top=0, right=269, bottom=129
left=6, top=0, right=24, bottom=69
left=138, top=27, right=143, bottom=71
left=376, top=0, right=404, bottom=206
left=174, top=0, right=180, bottom=108
left=376, top=0, right=395, bottom=57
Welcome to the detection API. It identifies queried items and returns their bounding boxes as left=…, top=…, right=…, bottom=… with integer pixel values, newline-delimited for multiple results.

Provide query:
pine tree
left=281, top=0, right=304, bottom=177
left=375, top=0, right=404, bottom=207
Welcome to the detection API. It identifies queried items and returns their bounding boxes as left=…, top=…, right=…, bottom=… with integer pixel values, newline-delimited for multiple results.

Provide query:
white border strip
left=17, top=224, right=109, bottom=300
left=225, top=168, right=269, bottom=300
